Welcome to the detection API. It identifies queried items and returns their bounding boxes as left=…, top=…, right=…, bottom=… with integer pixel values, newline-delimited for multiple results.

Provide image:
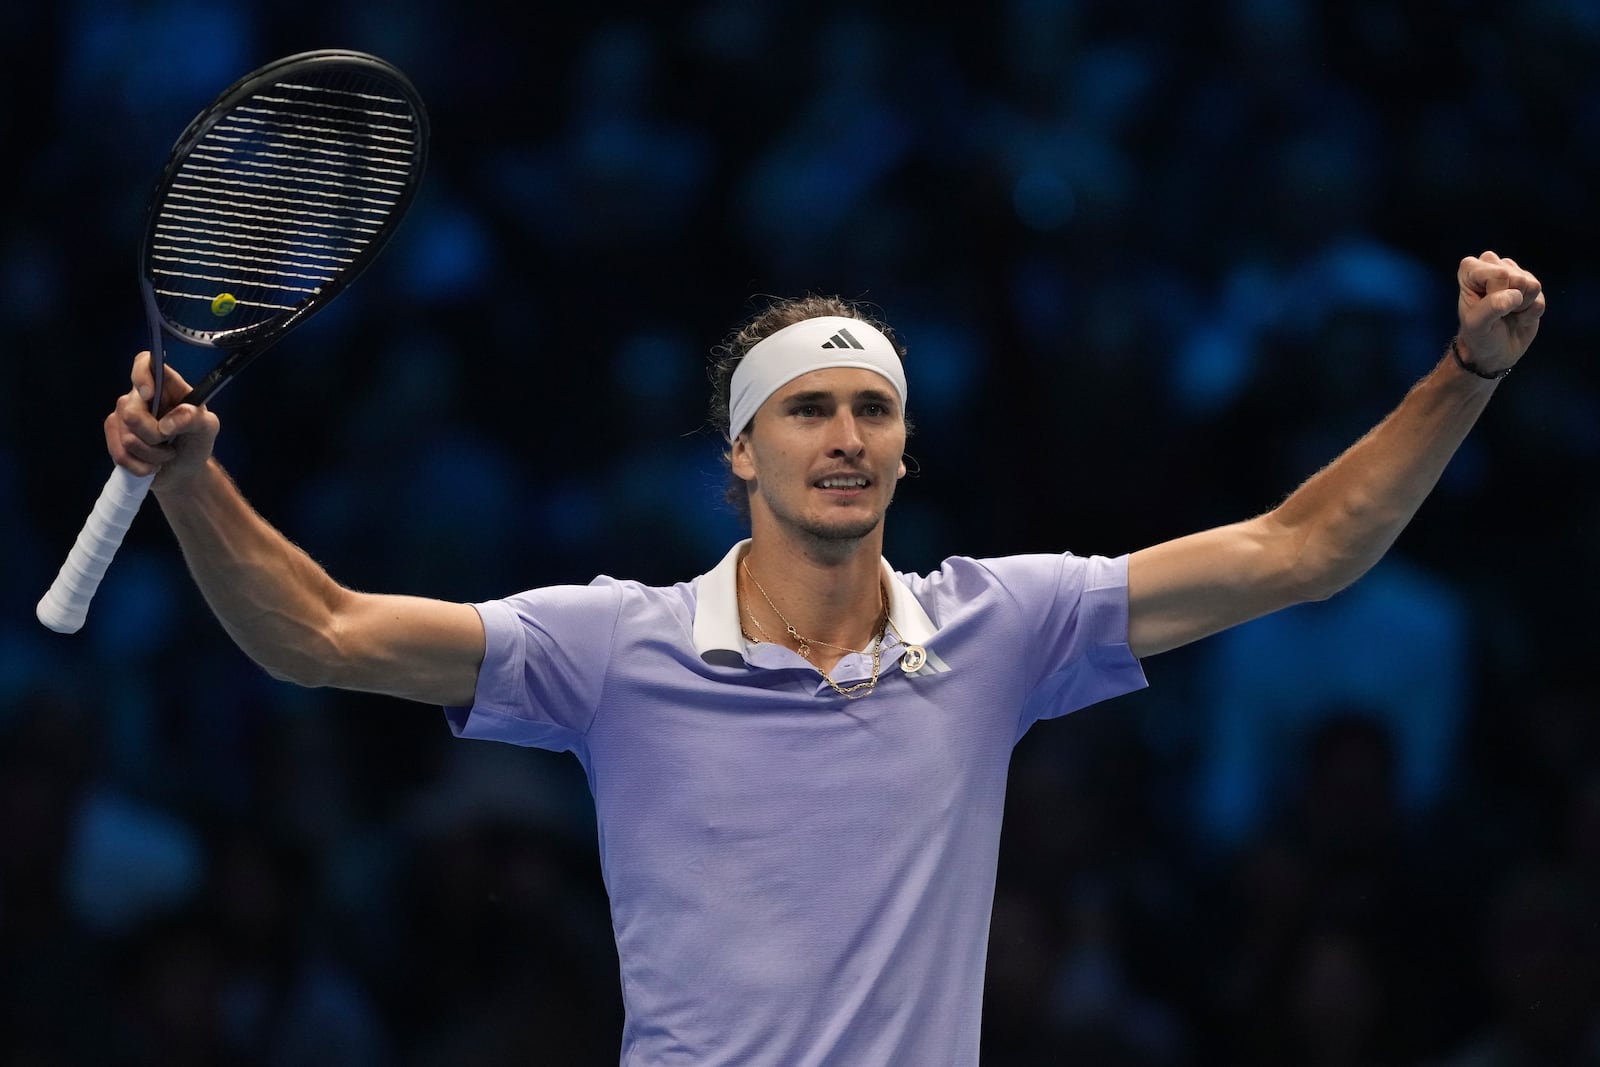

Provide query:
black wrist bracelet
left=1450, top=338, right=1511, bottom=381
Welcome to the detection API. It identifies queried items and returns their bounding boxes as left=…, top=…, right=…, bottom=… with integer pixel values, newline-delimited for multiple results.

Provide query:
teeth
left=818, top=476, right=868, bottom=489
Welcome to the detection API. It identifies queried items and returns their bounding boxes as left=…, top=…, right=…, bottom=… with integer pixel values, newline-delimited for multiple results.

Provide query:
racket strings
left=185, top=151, right=412, bottom=189
left=151, top=222, right=358, bottom=265
left=203, top=122, right=415, bottom=168
left=163, top=188, right=388, bottom=232
left=224, top=109, right=419, bottom=152
left=148, top=71, right=423, bottom=336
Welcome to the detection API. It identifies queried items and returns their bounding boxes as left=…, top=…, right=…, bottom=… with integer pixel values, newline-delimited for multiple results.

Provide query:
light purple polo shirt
left=448, top=542, right=1147, bottom=1066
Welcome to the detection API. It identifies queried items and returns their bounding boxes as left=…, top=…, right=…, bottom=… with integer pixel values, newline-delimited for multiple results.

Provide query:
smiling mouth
left=815, top=475, right=870, bottom=489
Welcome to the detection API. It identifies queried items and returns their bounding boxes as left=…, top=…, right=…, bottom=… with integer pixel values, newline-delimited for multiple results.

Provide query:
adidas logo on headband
left=820, top=328, right=865, bottom=350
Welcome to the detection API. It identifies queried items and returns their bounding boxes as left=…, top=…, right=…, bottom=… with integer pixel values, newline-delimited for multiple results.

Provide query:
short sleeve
left=971, top=552, right=1146, bottom=725
left=444, top=579, right=625, bottom=752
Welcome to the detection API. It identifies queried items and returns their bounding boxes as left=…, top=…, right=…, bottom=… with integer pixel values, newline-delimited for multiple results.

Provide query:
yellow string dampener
left=210, top=292, right=238, bottom=316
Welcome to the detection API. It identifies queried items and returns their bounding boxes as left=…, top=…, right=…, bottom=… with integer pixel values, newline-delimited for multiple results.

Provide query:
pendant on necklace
left=900, top=644, right=927, bottom=673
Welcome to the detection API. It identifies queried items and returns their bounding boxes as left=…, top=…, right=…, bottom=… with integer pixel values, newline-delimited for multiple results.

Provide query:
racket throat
left=174, top=347, right=263, bottom=410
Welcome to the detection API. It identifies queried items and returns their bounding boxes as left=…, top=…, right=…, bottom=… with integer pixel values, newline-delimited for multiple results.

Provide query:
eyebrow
left=781, top=388, right=898, bottom=407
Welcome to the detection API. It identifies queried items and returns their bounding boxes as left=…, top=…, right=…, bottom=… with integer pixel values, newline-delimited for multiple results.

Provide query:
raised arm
left=108, top=353, right=485, bottom=705
left=1126, top=251, right=1545, bottom=658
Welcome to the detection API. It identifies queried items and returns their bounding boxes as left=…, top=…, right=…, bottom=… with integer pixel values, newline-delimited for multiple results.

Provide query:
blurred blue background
left=4, top=2, right=1600, bottom=1064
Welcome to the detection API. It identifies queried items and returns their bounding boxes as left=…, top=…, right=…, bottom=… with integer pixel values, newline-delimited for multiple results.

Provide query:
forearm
left=1272, top=352, right=1499, bottom=599
left=1129, top=355, right=1497, bottom=656
left=1129, top=253, right=1541, bottom=658
left=107, top=354, right=483, bottom=702
left=154, top=457, right=349, bottom=685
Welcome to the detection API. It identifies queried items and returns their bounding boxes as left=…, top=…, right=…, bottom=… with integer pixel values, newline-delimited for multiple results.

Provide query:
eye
left=793, top=403, right=822, bottom=418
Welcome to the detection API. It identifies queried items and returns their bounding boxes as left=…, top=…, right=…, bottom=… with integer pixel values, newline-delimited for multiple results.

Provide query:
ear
left=897, top=456, right=907, bottom=479
left=730, top=435, right=757, bottom=482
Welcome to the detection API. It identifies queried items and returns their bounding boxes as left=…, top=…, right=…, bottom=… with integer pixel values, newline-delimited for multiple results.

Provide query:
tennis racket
left=37, top=49, right=429, bottom=634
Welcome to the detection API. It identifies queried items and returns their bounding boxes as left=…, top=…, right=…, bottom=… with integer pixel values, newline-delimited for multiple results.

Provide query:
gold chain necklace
left=741, top=560, right=887, bottom=699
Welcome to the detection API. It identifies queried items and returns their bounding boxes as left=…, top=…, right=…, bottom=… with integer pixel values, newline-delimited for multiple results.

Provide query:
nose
left=827, top=412, right=866, bottom=457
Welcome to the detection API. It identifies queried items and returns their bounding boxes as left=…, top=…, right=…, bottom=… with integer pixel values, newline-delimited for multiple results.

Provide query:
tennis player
left=104, top=251, right=1542, bottom=1065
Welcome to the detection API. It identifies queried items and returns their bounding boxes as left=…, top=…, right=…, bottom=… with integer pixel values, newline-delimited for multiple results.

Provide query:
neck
left=740, top=535, right=887, bottom=664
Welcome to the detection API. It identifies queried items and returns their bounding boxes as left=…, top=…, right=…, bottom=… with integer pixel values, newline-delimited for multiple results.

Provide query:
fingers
left=1483, top=284, right=1548, bottom=321
left=105, top=401, right=172, bottom=477
left=154, top=401, right=213, bottom=440
left=130, top=351, right=203, bottom=416
left=131, top=351, right=154, bottom=400
left=1487, top=287, right=1526, bottom=315
left=109, top=351, right=220, bottom=478
left=1460, top=250, right=1542, bottom=300
left=1459, top=250, right=1544, bottom=325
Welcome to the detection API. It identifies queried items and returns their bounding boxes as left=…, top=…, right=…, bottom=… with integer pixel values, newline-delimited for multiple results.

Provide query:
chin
left=752, top=487, right=894, bottom=546
left=800, top=509, right=885, bottom=544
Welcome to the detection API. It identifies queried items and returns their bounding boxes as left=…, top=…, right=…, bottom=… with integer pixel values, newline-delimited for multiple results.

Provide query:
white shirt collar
left=693, top=540, right=937, bottom=664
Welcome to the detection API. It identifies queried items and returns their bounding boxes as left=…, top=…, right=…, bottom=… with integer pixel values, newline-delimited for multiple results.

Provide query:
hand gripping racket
left=37, top=49, right=429, bottom=633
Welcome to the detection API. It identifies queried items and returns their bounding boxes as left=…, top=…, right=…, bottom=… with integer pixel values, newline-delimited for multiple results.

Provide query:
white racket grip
left=37, top=466, right=156, bottom=633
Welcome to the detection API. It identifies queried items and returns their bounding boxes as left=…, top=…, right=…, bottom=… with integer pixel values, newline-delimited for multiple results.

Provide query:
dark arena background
left=4, top=3, right=1599, bottom=1064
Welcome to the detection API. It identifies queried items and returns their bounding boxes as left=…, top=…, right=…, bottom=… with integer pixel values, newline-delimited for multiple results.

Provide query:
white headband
left=727, top=316, right=907, bottom=443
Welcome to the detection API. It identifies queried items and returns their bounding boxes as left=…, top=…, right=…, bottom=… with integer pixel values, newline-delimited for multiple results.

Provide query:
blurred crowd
left=4, top=1, right=1599, bottom=1064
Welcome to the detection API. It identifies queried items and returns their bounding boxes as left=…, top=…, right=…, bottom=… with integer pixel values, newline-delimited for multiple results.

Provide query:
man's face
left=731, top=367, right=908, bottom=548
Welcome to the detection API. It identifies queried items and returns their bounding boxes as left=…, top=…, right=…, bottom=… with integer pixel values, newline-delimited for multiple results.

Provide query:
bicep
left=327, top=591, right=487, bottom=706
left=1126, top=514, right=1309, bottom=658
